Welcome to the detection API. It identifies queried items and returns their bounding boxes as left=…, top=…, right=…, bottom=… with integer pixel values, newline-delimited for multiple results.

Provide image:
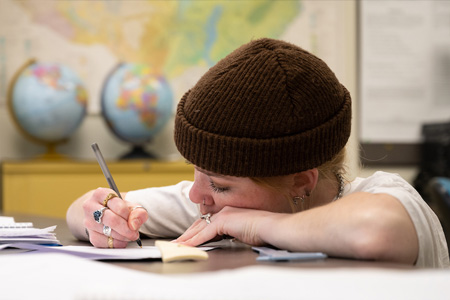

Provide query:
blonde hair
left=317, top=147, right=348, bottom=183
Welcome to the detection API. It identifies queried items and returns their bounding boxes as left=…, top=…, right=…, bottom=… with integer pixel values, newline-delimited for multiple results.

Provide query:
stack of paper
left=0, top=216, right=60, bottom=246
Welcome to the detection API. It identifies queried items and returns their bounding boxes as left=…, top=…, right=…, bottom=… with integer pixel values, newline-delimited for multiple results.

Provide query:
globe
left=7, top=60, right=87, bottom=159
left=101, top=63, right=173, bottom=159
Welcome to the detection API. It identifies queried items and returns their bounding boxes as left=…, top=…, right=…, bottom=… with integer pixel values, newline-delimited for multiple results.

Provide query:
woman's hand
left=175, top=206, right=279, bottom=247
left=81, top=188, right=148, bottom=248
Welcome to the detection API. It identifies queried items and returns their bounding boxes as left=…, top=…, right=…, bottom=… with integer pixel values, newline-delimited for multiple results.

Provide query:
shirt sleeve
left=348, top=171, right=449, bottom=268
left=125, top=181, right=200, bottom=238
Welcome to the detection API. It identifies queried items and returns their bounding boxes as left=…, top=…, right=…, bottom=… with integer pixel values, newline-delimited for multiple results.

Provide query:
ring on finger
left=131, top=205, right=148, bottom=213
left=108, top=236, right=114, bottom=249
left=201, top=213, right=212, bottom=224
left=103, top=193, right=117, bottom=207
left=93, top=207, right=108, bottom=224
left=103, top=225, right=112, bottom=237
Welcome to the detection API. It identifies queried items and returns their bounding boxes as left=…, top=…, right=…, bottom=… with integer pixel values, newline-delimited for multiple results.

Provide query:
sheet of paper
left=0, top=252, right=449, bottom=300
left=0, top=216, right=33, bottom=228
left=52, top=245, right=164, bottom=260
left=0, top=226, right=57, bottom=237
left=0, top=216, right=15, bottom=224
left=6, top=243, right=215, bottom=260
left=0, top=226, right=59, bottom=245
left=360, top=1, right=450, bottom=143
left=0, top=244, right=10, bottom=250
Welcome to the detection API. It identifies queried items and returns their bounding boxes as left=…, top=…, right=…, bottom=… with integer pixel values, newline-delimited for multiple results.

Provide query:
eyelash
left=209, top=181, right=230, bottom=193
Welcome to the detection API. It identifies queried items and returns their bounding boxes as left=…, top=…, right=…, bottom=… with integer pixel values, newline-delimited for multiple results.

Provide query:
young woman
left=66, top=38, right=449, bottom=268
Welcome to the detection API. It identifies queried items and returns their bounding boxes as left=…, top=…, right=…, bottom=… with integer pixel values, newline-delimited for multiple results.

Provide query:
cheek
left=233, top=187, right=290, bottom=213
left=258, top=192, right=290, bottom=213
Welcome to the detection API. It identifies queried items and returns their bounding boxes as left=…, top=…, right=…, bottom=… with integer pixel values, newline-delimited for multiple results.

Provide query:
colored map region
left=16, top=1, right=299, bottom=77
left=116, top=65, right=167, bottom=128
left=28, top=64, right=87, bottom=107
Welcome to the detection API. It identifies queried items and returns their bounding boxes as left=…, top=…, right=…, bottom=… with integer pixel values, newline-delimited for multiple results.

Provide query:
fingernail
left=131, top=219, right=141, bottom=230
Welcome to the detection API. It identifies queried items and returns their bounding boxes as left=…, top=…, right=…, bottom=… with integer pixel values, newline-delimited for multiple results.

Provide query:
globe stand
left=36, top=143, right=68, bottom=161
left=120, top=145, right=156, bottom=160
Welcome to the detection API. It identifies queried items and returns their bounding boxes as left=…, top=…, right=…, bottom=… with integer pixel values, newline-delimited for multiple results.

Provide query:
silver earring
left=293, top=194, right=309, bottom=210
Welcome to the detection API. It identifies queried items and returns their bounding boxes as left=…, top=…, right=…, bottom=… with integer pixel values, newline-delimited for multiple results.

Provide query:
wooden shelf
left=1, top=159, right=194, bottom=218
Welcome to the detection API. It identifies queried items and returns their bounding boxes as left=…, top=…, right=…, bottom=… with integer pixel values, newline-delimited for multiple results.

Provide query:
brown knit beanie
left=175, top=38, right=351, bottom=177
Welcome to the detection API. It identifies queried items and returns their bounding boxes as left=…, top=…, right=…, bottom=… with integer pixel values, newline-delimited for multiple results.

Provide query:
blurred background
left=0, top=1, right=355, bottom=162
left=0, top=0, right=449, bottom=198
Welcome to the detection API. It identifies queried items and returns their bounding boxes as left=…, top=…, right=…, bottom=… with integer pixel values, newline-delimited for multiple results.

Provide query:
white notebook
left=0, top=216, right=60, bottom=245
left=0, top=216, right=33, bottom=228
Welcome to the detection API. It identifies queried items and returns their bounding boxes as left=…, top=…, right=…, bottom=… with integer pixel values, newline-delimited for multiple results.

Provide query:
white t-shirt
left=345, top=171, right=449, bottom=268
left=126, top=181, right=199, bottom=239
left=125, top=171, right=449, bottom=268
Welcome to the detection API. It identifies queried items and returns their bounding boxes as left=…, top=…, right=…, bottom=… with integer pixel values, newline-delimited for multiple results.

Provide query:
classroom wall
left=0, top=0, right=419, bottom=183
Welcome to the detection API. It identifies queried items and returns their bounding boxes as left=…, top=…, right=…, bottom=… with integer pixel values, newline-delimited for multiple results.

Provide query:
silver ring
left=103, top=225, right=112, bottom=237
left=93, top=207, right=108, bottom=224
left=201, top=213, right=211, bottom=224
left=131, top=205, right=148, bottom=213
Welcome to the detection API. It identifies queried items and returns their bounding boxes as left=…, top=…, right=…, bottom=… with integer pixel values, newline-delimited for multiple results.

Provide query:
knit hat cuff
left=175, top=85, right=351, bottom=177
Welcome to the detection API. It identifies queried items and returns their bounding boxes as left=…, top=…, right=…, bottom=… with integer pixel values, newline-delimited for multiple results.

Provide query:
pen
left=91, top=142, right=142, bottom=248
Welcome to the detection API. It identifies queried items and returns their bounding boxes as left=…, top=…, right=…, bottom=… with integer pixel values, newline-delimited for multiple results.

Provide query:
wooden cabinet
left=1, top=160, right=194, bottom=218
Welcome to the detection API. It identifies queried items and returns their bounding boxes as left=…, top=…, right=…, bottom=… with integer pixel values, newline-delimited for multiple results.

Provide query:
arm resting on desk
left=177, top=192, right=419, bottom=265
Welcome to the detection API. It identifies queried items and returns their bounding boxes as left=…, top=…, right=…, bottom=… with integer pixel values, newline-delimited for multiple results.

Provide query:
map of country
left=18, top=1, right=301, bottom=77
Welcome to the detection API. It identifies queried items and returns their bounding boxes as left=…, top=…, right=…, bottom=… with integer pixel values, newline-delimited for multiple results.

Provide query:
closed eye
left=209, top=181, right=230, bottom=193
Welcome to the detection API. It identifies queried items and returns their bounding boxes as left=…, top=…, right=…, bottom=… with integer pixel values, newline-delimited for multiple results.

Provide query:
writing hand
left=83, top=188, right=148, bottom=248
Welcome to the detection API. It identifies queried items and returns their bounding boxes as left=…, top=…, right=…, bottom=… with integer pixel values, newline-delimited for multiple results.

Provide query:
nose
left=189, top=170, right=213, bottom=206
left=189, top=180, right=203, bottom=205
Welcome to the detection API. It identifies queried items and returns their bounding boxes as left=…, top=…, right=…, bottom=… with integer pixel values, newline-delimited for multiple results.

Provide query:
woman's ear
left=291, top=168, right=319, bottom=196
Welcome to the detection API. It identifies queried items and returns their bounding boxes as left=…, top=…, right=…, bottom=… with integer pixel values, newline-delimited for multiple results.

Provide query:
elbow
left=350, top=231, right=396, bottom=262
left=348, top=215, right=418, bottom=265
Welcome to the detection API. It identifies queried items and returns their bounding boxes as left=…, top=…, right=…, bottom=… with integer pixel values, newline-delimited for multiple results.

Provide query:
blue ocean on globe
left=10, top=62, right=87, bottom=143
left=101, top=63, right=173, bottom=146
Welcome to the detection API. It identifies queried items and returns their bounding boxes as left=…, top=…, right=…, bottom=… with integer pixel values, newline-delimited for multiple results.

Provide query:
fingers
left=176, top=219, right=206, bottom=242
left=96, top=209, right=138, bottom=240
left=176, top=217, right=220, bottom=246
left=94, top=189, right=129, bottom=220
left=83, top=188, right=143, bottom=248
left=85, top=221, right=128, bottom=241
left=127, top=205, right=149, bottom=231
left=86, top=229, right=128, bottom=248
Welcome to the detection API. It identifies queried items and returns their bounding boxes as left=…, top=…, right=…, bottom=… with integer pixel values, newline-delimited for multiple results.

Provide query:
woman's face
left=189, top=167, right=293, bottom=215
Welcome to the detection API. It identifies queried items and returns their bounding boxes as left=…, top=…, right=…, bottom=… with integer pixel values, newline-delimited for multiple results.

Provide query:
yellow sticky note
left=155, top=240, right=209, bottom=263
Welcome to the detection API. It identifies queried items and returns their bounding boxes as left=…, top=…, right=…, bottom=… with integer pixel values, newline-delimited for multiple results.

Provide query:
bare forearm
left=258, top=192, right=419, bottom=264
left=258, top=207, right=352, bottom=256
